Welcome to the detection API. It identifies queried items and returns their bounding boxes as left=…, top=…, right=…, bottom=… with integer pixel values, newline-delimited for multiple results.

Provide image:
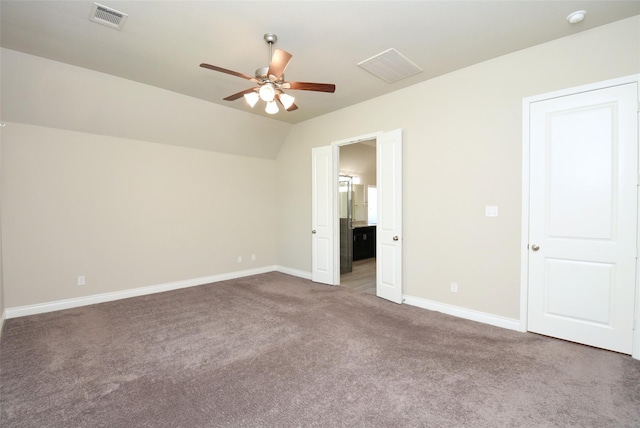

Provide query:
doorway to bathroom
left=311, top=128, right=402, bottom=303
left=339, top=141, right=377, bottom=294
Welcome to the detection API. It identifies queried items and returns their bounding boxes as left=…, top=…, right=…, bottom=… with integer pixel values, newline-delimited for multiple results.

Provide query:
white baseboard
left=5, top=266, right=277, bottom=319
left=0, top=309, right=5, bottom=339
left=403, top=294, right=522, bottom=332
left=275, top=265, right=312, bottom=280
left=4, top=266, right=522, bottom=336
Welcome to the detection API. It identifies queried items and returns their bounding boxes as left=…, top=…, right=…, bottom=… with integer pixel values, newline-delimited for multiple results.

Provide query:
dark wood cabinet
left=353, top=226, right=376, bottom=261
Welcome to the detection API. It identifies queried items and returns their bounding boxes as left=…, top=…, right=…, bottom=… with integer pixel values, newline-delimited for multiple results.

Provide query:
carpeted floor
left=1, top=272, right=639, bottom=427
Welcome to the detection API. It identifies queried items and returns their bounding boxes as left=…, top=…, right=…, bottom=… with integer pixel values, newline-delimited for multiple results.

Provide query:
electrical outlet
left=237, top=256, right=242, bottom=263
left=450, top=282, right=458, bottom=293
left=485, top=206, right=499, bottom=217
left=77, top=275, right=86, bottom=286
left=251, top=254, right=256, bottom=261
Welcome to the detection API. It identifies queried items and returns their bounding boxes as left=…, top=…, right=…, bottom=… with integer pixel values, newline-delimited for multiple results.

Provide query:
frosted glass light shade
left=244, top=92, right=259, bottom=108
left=259, top=83, right=276, bottom=102
left=265, top=100, right=279, bottom=114
left=279, top=93, right=295, bottom=110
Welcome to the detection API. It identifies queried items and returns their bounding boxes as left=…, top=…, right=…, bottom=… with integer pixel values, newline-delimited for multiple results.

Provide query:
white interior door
left=376, top=129, right=403, bottom=303
left=311, top=146, right=335, bottom=285
left=528, top=83, right=638, bottom=354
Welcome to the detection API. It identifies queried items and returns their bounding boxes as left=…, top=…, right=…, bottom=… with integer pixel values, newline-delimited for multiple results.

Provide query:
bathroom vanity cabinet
left=353, top=226, right=376, bottom=261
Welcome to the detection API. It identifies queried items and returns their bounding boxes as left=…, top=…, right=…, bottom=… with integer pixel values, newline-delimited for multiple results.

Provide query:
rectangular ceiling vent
left=357, top=48, right=423, bottom=83
left=89, top=2, right=128, bottom=30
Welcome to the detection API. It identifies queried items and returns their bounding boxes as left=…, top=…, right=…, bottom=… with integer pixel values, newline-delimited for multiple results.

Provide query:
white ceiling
left=2, top=1, right=639, bottom=124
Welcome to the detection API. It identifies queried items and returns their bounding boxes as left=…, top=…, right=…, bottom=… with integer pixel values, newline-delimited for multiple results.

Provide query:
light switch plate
left=485, top=206, right=498, bottom=217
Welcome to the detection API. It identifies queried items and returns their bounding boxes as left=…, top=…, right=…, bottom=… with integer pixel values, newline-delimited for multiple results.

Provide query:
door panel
left=376, top=129, right=403, bottom=303
left=545, top=258, right=613, bottom=325
left=528, top=83, right=637, bottom=354
left=546, top=105, right=615, bottom=239
left=311, top=146, right=335, bottom=285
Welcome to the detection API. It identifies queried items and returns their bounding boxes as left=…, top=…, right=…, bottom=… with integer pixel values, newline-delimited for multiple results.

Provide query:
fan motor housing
left=255, top=66, right=284, bottom=83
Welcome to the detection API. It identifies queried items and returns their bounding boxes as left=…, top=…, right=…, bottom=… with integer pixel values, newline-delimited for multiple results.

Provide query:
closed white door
left=528, top=83, right=638, bottom=354
left=376, top=129, right=403, bottom=304
left=311, top=146, right=335, bottom=285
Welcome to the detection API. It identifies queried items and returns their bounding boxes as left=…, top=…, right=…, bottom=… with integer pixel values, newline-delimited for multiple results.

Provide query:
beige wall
left=0, top=35, right=4, bottom=330
left=2, top=3, right=285, bottom=323
left=0, top=125, right=4, bottom=321
left=339, top=143, right=376, bottom=186
left=1, top=48, right=285, bottom=309
left=2, top=123, right=277, bottom=308
left=276, top=16, right=640, bottom=320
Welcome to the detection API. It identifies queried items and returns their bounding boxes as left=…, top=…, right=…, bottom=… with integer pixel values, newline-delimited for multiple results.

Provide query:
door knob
left=531, top=244, right=540, bottom=251
left=312, top=230, right=316, bottom=234
left=393, top=236, right=399, bottom=241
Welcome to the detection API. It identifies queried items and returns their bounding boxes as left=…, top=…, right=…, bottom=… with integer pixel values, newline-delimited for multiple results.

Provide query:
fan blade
left=283, top=81, right=336, bottom=93
left=200, top=63, right=257, bottom=82
left=223, top=88, right=257, bottom=101
left=267, top=49, right=292, bottom=81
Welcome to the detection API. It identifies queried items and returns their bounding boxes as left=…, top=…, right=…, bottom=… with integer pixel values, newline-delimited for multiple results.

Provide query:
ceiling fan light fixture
left=259, top=83, right=276, bottom=102
left=279, top=93, right=295, bottom=110
left=244, top=92, right=259, bottom=108
left=200, top=33, right=335, bottom=115
left=265, top=101, right=279, bottom=114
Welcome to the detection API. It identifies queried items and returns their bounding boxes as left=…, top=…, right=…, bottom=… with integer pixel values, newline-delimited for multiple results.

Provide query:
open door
left=311, top=146, right=335, bottom=285
left=376, top=129, right=403, bottom=303
left=311, top=129, right=402, bottom=299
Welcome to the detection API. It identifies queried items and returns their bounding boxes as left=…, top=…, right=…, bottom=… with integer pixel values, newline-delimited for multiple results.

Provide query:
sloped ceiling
left=1, top=1, right=639, bottom=124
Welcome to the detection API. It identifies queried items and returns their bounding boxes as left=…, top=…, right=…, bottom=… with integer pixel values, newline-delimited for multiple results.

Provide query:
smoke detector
left=89, top=2, right=128, bottom=30
left=567, top=10, right=586, bottom=24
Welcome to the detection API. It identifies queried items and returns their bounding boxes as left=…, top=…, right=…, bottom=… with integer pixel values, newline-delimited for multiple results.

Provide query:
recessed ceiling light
left=567, top=10, right=586, bottom=24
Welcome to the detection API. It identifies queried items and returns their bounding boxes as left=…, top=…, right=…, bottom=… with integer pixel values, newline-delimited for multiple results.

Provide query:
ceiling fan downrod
left=264, top=33, right=277, bottom=65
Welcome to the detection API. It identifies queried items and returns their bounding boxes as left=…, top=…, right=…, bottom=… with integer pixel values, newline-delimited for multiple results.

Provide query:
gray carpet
left=1, top=272, right=639, bottom=427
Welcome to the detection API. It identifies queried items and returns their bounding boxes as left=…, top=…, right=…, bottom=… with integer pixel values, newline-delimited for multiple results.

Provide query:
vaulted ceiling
left=2, top=1, right=639, bottom=124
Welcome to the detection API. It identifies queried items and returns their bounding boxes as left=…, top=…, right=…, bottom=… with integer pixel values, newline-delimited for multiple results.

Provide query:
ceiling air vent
left=357, top=48, right=422, bottom=83
left=89, top=2, right=128, bottom=30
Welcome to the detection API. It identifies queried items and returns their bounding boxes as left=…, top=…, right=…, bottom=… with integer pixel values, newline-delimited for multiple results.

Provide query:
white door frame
left=331, top=132, right=383, bottom=285
left=520, top=74, right=640, bottom=360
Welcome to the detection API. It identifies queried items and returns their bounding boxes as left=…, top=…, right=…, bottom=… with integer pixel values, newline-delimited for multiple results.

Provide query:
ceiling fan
left=200, top=33, right=336, bottom=114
